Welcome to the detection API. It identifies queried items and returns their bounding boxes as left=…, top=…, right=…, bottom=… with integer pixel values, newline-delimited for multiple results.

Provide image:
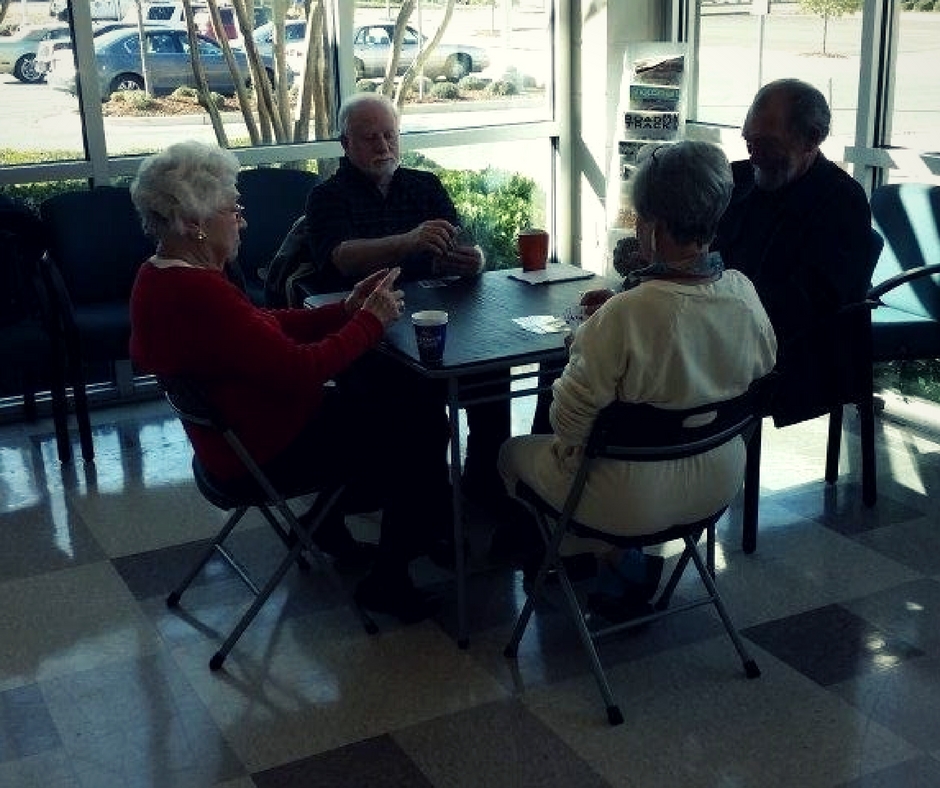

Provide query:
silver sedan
left=253, top=20, right=490, bottom=83
left=47, top=24, right=286, bottom=100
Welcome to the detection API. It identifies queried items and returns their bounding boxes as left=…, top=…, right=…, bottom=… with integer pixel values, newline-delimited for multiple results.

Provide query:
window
left=692, top=1, right=863, bottom=164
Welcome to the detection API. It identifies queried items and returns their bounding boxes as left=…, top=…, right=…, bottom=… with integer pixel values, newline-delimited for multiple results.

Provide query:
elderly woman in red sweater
left=129, top=140, right=441, bottom=624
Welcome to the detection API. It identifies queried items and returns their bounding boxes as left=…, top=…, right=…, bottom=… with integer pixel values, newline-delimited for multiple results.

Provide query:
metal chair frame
left=504, top=383, right=770, bottom=725
left=161, top=378, right=377, bottom=670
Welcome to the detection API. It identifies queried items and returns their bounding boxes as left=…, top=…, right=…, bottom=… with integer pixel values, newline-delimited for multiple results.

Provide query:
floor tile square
left=742, top=604, right=924, bottom=687
left=253, top=735, right=433, bottom=788
left=835, top=755, right=940, bottom=788
left=0, top=684, right=61, bottom=762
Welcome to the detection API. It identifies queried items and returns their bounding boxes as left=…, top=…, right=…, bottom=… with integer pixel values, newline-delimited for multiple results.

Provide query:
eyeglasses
left=219, top=203, right=244, bottom=219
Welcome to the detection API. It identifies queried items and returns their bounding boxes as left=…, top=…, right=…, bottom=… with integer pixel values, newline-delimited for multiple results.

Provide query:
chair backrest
left=586, top=376, right=773, bottom=464
left=769, top=228, right=883, bottom=427
left=870, top=183, right=940, bottom=319
left=0, top=199, right=47, bottom=327
left=40, top=186, right=153, bottom=305
left=159, top=375, right=277, bottom=501
left=236, top=168, right=319, bottom=303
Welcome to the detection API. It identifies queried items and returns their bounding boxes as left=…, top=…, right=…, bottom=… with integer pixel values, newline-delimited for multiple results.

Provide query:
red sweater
left=129, top=262, right=383, bottom=480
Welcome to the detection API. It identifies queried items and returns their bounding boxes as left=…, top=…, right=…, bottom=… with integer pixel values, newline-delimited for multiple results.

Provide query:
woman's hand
left=345, top=267, right=393, bottom=314
left=580, top=288, right=615, bottom=317
left=361, top=267, right=404, bottom=328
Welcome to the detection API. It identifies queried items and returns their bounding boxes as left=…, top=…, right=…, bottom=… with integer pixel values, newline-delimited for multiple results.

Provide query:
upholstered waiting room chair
left=741, top=228, right=885, bottom=554
left=160, top=377, right=377, bottom=670
left=39, top=186, right=155, bottom=460
left=504, top=379, right=771, bottom=726
left=0, top=224, right=75, bottom=463
left=235, top=167, right=319, bottom=305
left=869, top=183, right=940, bottom=363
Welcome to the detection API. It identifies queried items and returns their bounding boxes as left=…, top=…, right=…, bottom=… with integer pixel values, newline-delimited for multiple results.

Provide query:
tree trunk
left=182, top=0, right=228, bottom=146
left=380, top=0, right=416, bottom=97
left=395, top=0, right=458, bottom=108
left=822, top=13, right=829, bottom=55
left=207, top=0, right=260, bottom=144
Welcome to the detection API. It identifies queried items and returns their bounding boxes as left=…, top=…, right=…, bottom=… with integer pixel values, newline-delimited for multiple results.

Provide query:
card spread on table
left=417, top=276, right=461, bottom=288
left=513, top=315, right=570, bottom=334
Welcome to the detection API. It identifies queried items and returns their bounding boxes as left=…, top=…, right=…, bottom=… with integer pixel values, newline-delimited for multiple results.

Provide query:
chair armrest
left=868, top=262, right=940, bottom=304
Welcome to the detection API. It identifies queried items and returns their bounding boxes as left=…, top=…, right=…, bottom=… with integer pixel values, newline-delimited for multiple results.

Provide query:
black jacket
left=714, top=156, right=872, bottom=426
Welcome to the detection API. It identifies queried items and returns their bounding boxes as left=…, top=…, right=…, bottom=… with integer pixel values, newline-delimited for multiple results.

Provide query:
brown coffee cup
left=518, top=229, right=549, bottom=272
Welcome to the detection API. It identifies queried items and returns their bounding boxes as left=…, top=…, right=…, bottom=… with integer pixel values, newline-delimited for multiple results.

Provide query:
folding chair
left=504, top=378, right=772, bottom=726
left=160, top=377, right=377, bottom=670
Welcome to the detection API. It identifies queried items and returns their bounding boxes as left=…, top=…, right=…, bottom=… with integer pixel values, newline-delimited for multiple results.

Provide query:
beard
left=371, top=157, right=399, bottom=185
left=752, top=160, right=793, bottom=191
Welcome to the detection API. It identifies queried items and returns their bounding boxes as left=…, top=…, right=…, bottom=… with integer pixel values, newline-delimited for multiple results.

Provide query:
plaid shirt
left=303, top=157, right=458, bottom=293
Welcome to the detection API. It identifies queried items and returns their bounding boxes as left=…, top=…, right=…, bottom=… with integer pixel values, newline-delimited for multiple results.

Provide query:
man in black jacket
left=713, top=78, right=873, bottom=426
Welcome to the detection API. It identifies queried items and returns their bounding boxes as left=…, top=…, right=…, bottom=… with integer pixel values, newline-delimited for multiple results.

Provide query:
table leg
left=448, top=377, right=469, bottom=649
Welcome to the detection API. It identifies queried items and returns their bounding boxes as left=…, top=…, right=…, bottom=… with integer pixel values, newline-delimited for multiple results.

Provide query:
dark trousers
left=251, top=356, right=451, bottom=575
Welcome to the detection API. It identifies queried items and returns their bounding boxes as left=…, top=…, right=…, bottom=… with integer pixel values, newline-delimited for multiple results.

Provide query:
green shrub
left=876, top=359, right=940, bottom=403
left=429, top=81, right=460, bottom=100
left=196, top=91, right=226, bottom=110
left=171, top=85, right=197, bottom=100
left=458, top=75, right=487, bottom=92
left=914, top=0, right=934, bottom=9
left=439, top=170, right=541, bottom=269
left=124, top=91, right=160, bottom=111
left=356, top=79, right=378, bottom=92
left=485, top=79, right=519, bottom=97
left=408, top=76, right=434, bottom=96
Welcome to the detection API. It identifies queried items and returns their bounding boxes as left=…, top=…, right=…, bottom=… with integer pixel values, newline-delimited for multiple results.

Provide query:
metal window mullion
left=69, top=0, right=109, bottom=185
left=853, top=0, right=898, bottom=192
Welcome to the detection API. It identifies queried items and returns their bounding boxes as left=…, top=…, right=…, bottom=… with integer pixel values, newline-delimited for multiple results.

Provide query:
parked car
left=0, top=22, right=70, bottom=83
left=46, top=24, right=288, bottom=100
left=251, top=19, right=306, bottom=74
left=252, top=20, right=490, bottom=82
left=353, top=22, right=490, bottom=81
left=35, top=21, right=156, bottom=78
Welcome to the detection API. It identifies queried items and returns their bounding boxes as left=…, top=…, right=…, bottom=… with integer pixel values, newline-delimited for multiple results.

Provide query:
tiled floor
left=2, top=392, right=940, bottom=787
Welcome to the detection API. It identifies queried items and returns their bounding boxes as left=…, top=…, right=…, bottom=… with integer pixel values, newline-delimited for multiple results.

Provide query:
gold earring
left=197, top=229, right=207, bottom=241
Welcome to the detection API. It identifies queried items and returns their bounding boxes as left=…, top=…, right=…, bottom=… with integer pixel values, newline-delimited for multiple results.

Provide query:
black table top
left=303, top=265, right=616, bottom=378
left=385, top=267, right=605, bottom=376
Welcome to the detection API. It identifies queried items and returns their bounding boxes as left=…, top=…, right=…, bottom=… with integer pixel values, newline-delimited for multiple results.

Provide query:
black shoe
left=354, top=573, right=439, bottom=625
left=306, top=510, right=377, bottom=568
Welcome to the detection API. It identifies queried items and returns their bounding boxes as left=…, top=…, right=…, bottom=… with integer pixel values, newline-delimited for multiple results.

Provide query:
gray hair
left=337, top=92, right=400, bottom=137
left=130, top=140, right=241, bottom=238
left=749, top=78, right=831, bottom=147
left=630, top=140, right=733, bottom=246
